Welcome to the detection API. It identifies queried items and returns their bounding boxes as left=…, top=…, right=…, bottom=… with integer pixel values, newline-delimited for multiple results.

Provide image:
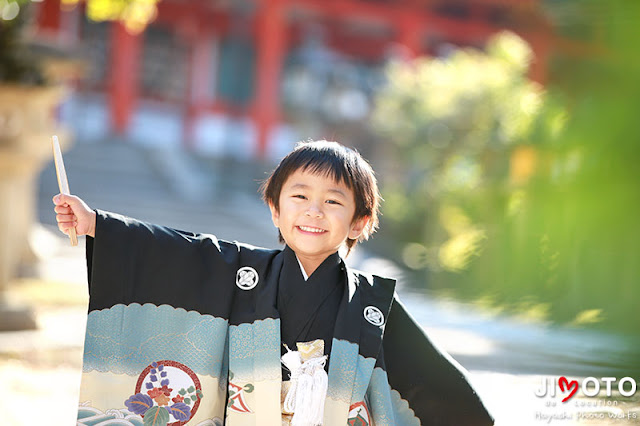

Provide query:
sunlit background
left=1, top=0, right=639, bottom=425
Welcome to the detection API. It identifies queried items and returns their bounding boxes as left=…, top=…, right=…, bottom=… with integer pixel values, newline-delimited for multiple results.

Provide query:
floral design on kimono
left=124, top=360, right=203, bottom=425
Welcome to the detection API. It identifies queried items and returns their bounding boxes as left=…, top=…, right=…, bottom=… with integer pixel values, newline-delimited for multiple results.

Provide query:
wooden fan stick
left=51, top=135, right=78, bottom=246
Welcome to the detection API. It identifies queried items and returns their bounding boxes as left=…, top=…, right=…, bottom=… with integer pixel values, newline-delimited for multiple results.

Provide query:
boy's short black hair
left=261, top=140, right=381, bottom=254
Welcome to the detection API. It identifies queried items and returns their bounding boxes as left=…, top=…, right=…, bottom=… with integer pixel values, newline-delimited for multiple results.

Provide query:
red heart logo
left=559, top=376, right=579, bottom=402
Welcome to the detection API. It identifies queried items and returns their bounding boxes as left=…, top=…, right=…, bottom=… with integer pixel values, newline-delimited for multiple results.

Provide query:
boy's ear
left=348, top=216, right=370, bottom=240
left=268, top=202, right=280, bottom=228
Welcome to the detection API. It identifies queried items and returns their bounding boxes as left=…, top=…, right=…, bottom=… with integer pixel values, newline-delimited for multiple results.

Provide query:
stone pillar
left=0, top=84, right=68, bottom=331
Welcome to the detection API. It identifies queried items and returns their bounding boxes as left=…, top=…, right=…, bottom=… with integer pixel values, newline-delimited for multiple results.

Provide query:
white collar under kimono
left=295, top=255, right=309, bottom=281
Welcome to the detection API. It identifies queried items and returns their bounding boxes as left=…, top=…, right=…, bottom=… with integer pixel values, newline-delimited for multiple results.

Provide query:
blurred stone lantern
left=0, top=5, right=74, bottom=331
left=0, top=86, right=71, bottom=331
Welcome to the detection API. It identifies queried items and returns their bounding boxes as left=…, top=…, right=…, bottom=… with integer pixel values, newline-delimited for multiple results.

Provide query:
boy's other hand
left=53, top=194, right=96, bottom=238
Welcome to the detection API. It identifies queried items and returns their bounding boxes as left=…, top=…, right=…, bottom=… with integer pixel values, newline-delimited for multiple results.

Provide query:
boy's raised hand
left=53, top=194, right=96, bottom=238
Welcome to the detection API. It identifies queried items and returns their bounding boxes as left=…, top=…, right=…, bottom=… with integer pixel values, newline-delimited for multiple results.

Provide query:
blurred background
left=1, top=0, right=639, bottom=424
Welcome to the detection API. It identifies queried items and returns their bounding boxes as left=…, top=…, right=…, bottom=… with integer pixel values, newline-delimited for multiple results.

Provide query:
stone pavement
left=1, top=140, right=638, bottom=425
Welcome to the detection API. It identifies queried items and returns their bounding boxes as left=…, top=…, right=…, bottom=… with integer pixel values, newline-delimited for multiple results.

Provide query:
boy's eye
left=293, top=194, right=307, bottom=200
left=326, top=199, right=342, bottom=205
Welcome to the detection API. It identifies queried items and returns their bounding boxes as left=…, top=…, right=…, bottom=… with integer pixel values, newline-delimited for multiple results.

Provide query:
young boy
left=55, top=140, right=493, bottom=426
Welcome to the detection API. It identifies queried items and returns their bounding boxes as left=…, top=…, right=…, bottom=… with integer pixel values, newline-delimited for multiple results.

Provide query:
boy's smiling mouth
left=297, top=225, right=327, bottom=234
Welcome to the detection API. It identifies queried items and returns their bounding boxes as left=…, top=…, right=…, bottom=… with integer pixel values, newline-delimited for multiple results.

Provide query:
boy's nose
left=305, top=204, right=323, bottom=218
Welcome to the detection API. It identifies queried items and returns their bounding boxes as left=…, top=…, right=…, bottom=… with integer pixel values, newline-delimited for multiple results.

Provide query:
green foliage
left=64, top=0, right=160, bottom=33
left=373, top=30, right=550, bottom=275
left=0, top=3, right=46, bottom=84
left=0, top=0, right=161, bottom=84
left=372, top=8, right=640, bottom=333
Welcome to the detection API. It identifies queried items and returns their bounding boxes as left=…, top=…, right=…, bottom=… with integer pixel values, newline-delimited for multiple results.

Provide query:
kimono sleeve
left=377, top=297, right=494, bottom=426
left=85, top=209, right=241, bottom=317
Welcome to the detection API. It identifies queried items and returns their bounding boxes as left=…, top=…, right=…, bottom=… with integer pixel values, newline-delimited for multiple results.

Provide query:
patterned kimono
left=76, top=211, right=493, bottom=426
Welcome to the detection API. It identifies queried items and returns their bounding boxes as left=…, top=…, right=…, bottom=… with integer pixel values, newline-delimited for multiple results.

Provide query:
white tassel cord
left=282, top=349, right=302, bottom=413
left=282, top=347, right=328, bottom=426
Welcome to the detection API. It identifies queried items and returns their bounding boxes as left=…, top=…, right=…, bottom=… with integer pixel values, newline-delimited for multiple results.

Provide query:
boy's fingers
left=58, top=221, right=77, bottom=234
left=56, top=214, right=76, bottom=223
left=54, top=205, right=72, bottom=214
left=52, top=193, right=76, bottom=205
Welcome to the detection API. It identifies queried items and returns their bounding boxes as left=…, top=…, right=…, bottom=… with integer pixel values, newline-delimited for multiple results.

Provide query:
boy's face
left=269, top=168, right=368, bottom=267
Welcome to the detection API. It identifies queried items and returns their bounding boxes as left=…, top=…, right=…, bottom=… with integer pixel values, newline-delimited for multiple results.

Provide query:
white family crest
left=236, top=266, right=259, bottom=290
left=364, top=306, right=384, bottom=326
